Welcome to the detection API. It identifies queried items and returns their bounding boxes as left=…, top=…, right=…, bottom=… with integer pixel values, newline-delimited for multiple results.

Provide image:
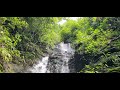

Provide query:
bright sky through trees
left=58, top=17, right=79, bottom=25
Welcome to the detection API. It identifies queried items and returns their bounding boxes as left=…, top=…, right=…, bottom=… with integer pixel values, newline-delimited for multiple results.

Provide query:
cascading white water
left=27, top=42, right=74, bottom=73
left=58, top=42, right=73, bottom=53
left=28, top=56, right=49, bottom=73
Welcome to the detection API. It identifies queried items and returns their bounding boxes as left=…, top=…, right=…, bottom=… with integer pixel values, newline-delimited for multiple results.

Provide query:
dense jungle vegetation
left=0, top=17, right=120, bottom=73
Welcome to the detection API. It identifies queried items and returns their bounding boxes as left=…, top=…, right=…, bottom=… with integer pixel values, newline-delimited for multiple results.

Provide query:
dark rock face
left=72, top=52, right=90, bottom=72
left=74, top=53, right=84, bottom=72
left=68, top=58, right=76, bottom=73
left=46, top=42, right=74, bottom=73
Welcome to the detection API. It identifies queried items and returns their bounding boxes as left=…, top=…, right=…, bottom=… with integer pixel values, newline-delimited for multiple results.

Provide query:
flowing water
left=27, top=42, right=74, bottom=73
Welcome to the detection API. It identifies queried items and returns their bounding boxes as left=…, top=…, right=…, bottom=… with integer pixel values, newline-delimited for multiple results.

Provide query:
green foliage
left=61, top=17, right=120, bottom=73
left=16, top=17, right=62, bottom=60
left=0, top=17, right=28, bottom=72
left=41, top=30, right=61, bottom=48
left=0, top=17, right=63, bottom=72
left=1, top=17, right=120, bottom=73
left=60, top=17, right=112, bottom=54
left=60, top=19, right=79, bottom=43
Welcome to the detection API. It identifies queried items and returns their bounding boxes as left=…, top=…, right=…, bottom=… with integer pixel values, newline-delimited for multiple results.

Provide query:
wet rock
left=27, top=42, right=75, bottom=73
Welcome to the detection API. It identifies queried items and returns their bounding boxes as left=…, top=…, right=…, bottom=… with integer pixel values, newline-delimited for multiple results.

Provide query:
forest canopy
left=0, top=17, right=120, bottom=73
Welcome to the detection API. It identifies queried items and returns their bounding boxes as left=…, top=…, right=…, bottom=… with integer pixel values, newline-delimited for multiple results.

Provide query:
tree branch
left=100, top=35, right=120, bottom=51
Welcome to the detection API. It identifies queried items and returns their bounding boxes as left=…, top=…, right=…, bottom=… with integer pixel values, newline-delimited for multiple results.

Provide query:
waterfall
left=28, top=56, right=49, bottom=73
left=27, top=42, right=74, bottom=73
